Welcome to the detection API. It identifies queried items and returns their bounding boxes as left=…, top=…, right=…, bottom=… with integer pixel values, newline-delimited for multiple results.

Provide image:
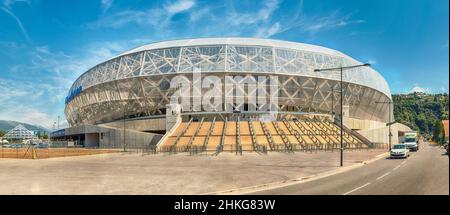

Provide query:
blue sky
left=0, top=0, right=448, bottom=128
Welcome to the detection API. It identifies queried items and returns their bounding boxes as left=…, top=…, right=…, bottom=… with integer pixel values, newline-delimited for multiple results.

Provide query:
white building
left=3, top=124, right=36, bottom=140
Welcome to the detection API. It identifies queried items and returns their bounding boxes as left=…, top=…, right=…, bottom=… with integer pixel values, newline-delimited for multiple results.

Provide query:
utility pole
left=315, top=63, right=371, bottom=167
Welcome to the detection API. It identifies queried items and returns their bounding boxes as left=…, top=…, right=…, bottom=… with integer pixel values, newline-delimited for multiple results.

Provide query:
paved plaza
left=0, top=149, right=386, bottom=194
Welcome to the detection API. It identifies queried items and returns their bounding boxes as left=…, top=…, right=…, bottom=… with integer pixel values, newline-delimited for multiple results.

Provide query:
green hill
left=393, top=92, right=449, bottom=137
left=0, top=120, right=49, bottom=135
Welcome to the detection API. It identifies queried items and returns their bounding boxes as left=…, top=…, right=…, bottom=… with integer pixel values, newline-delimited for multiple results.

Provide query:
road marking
left=342, top=182, right=371, bottom=195
left=393, top=165, right=401, bottom=171
left=376, top=172, right=391, bottom=180
left=401, top=160, right=407, bottom=165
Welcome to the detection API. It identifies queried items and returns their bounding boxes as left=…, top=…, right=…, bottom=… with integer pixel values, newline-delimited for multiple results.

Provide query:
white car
left=390, top=144, right=410, bottom=159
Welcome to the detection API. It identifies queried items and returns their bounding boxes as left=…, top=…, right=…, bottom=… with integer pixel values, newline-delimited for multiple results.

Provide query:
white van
left=400, top=131, right=419, bottom=151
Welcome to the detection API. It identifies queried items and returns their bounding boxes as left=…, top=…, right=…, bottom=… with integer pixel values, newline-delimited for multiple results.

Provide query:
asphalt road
left=250, top=142, right=449, bottom=195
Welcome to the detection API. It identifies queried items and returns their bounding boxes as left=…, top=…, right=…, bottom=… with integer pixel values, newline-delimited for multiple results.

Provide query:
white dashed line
left=393, top=165, right=401, bottom=171
left=376, top=172, right=391, bottom=180
left=343, top=182, right=371, bottom=195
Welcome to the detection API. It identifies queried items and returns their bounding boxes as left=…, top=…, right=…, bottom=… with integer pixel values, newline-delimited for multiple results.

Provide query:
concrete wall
left=344, top=117, right=386, bottom=131
left=65, top=124, right=163, bottom=149
left=342, top=116, right=412, bottom=145
left=100, top=118, right=166, bottom=132
left=98, top=126, right=162, bottom=148
left=85, top=133, right=99, bottom=147
left=349, top=120, right=411, bottom=145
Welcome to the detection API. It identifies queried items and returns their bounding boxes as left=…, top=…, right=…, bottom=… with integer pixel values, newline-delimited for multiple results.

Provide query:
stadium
left=52, top=37, right=410, bottom=153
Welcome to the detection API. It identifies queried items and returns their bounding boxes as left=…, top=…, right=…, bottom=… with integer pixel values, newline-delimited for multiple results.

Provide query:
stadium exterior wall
left=65, top=38, right=393, bottom=128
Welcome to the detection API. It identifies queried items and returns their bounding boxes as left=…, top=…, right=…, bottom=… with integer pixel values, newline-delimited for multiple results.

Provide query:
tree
left=433, top=120, right=444, bottom=144
left=393, top=93, right=449, bottom=136
left=0, top=130, right=4, bottom=137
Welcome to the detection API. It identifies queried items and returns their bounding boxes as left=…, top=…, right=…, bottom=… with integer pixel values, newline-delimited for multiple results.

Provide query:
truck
left=399, top=131, right=419, bottom=151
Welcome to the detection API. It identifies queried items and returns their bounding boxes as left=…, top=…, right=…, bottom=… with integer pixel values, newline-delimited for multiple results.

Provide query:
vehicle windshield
left=393, top=145, right=406, bottom=149
left=405, top=137, right=416, bottom=142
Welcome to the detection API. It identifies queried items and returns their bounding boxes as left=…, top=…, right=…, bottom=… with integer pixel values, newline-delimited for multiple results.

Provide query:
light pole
left=375, top=100, right=395, bottom=151
left=314, top=63, right=371, bottom=167
left=123, top=103, right=127, bottom=152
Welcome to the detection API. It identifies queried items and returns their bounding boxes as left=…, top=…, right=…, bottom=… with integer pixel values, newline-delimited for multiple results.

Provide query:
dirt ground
left=0, top=149, right=387, bottom=194
left=0, top=148, right=120, bottom=159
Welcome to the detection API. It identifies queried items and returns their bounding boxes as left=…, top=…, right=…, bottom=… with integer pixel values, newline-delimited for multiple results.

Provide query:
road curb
left=200, top=151, right=390, bottom=195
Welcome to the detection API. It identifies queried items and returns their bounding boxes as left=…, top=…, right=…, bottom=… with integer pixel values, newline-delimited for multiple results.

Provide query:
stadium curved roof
left=70, top=37, right=391, bottom=99
left=115, top=37, right=349, bottom=59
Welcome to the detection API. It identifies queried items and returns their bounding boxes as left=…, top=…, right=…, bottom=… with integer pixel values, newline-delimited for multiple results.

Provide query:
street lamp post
left=375, top=100, right=394, bottom=151
left=123, top=103, right=127, bottom=152
left=314, top=63, right=371, bottom=167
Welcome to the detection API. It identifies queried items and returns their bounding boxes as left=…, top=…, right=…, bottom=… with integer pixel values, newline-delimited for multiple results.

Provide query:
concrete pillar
left=166, top=104, right=181, bottom=131
left=342, top=105, right=350, bottom=126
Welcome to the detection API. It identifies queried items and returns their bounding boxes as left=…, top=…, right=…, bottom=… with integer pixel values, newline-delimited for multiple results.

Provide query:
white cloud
left=165, top=0, right=195, bottom=14
left=303, top=11, right=365, bottom=34
left=0, top=78, right=29, bottom=103
left=101, top=0, right=113, bottom=13
left=255, top=22, right=281, bottom=38
left=0, top=39, right=147, bottom=128
left=0, top=78, right=57, bottom=128
left=89, top=0, right=196, bottom=29
left=0, top=104, right=56, bottom=128
left=189, top=6, right=210, bottom=22
left=3, top=0, right=30, bottom=8
left=229, top=0, right=280, bottom=26
left=0, top=6, right=31, bottom=42
left=249, top=1, right=364, bottom=39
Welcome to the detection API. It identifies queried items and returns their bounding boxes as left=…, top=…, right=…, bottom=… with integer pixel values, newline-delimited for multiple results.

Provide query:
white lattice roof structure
left=3, top=124, right=36, bottom=139
left=65, top=37, right=393, bottom=126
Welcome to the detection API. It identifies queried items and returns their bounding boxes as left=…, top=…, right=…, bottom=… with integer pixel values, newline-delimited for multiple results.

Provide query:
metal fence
left=0, top=142, right=121, bottom=159
left=0, top=140, right=390, bottom=159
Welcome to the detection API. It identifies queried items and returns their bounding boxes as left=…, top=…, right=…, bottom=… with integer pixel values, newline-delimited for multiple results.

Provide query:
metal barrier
left=0, top=144, right=121, bottom=159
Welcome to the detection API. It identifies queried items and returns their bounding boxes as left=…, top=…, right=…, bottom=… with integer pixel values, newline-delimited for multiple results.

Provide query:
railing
left=293, top=118, right=320, bottom=150
left=249, top=119, right=266, bottom=154
left=202, top=117, right=216, bottom=154
left=260, top=121, right=275, bottom=151
left=236, top=117, right=242, bottom=156
left=272, top=121, right=293, bottom=153
left=305, top=117, right=334, bottom=150
left=170, top=118, right=194, bottom=154
left=215, top=117, right=227, bottom=156
left=186, top=117, right=204, bottom=152
left=282, top=118, right=307, bottom=150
